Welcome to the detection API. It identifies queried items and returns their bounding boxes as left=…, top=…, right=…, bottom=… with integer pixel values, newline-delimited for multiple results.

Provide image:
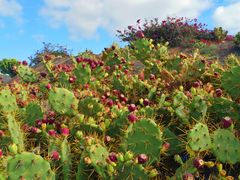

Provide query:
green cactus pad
left=163, top=128, right=183, bottom=155
left=7, top=152, right=55, bottom=180
left=17, top=64, right=38, bottom=83
left=221, top=66, right=240, bottom=99
left=25, top=102, right=43, bottom=126
left=211, top=129, right=240, bottom=164
left=187, top=123, right=211, bottom=152
left=6, top=114, right=25, bottom=152
left=0, top=89, right=18, bottom=114
left=122, top=119, right=163, bottom=162
left=78, top=97, right=103, bottom=117
left=83, top=142, right=109, bottom=179
left=74, top=63, right=91, bottom=85
left=189, top=95, right=207, bottom=121
left=60, top=138, right=71, bottom=180
left=48, top=87, right=79, bottom=116
left=116, top=163, right=149, bottom=180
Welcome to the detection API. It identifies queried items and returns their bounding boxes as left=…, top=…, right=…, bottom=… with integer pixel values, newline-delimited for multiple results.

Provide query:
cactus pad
left=78, top=97, right=103, bottom=117
left=0, top=89, right=18, bottom=114
left=187, top=123, right=211, bottom=152
left=122, top=119, right=163, bottom=161
left=74, top=63, right=91, bottom=85
left=211, top=129, right=240, bottom=164
left=7, top=152, right=55, bottom=179
left=25, top=102, right=43, bottom=126
left=17, top=64, right=38, bottom=83
left=48, top=87, right=79, bottom=115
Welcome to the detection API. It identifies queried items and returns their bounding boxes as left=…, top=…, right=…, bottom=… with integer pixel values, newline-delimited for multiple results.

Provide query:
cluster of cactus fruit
left=1, top=37, right=240, bottom=179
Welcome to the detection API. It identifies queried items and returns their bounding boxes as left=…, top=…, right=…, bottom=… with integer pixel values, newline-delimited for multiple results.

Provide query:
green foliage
left=0, top=58, right=18, bottom=77
left=16, top=64, right=38, bottom=83
left=234, top=32, right=240, bottom=46
left=213, top=27, right=228, bottom=41
left=7, top=152, right=55, bottom=179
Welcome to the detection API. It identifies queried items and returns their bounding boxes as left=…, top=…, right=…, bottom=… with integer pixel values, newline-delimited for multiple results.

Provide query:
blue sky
left=0, top=0, right=239, bottom=61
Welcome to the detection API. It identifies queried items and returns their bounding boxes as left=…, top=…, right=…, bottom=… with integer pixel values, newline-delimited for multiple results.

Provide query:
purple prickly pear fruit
left=51, top=151, right=60, bottom=160
left=60, top=127, right=70, bottom=136
left=162, top=142, right=171, bottom=152
left=69, top=76, right=76, bottom=83
left=108, top=152, right=117, bottom=162
left=215, top=88, right=223, bottom=97
left=193, top=158, right=204, bottom=168
left=128, top=113, right=138, bottom=123
left=221, top=116, right=233, bottom=128
left=143, top=98, right=150, bottom=106
left=22, top=60, right=28, bottom=66
left=193, top=81, right=200, bottom=88
left=150, top=74, right=156, bottom=80
left=183, top=173, right=195, bottom=180
left=128, top=104, right=136, bottom=112
left=137, top=154, right=148, bottom=164
left=40, top=72, right=47, bottom=78
left=31, top=127, right=41, bottom=134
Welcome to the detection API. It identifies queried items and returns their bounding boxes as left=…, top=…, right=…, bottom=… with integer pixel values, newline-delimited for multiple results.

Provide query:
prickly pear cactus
left=6, top=114, right=25, bottom=152
left=25, top=102, right=43, bottom=126
left=163, top=128, right=183, bottom=155
left=122, top=119, right=163, bottom=162
left=17, top=64, right=38, bottom=83
left=60, top=138, right=71, bottom=180
left=78, top=97, right=103, bottom=117
left=74, top=63, right=91, bottom=85
left=48, top=87, right=79, bottom=116
left=0, top=89, right=18, bottom=114
left=211, top=129, right=240, bottom=164
left=221, top=66, right=240, bottom=99
left=187, top=123, right=211, bottom=152
left=7, top=152, right=55, bottom=179
left=189, top=95, right=207, bottom=121
left=80, top=141, right=109, bottom=179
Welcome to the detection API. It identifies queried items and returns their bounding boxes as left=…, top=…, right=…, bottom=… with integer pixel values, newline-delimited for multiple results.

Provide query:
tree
left=0, top=58, right=18, bottom=77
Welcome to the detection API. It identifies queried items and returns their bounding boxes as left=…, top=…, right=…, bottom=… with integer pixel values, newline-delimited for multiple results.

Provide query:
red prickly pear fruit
left=182, top=173, right=195, bottom=180
left=108, top=152, right=117, bottom=162
left=150, top=74, right=156, bottom=80
left=137, top=154, right=148, bottom=164
left=0, top=149, right=3, bottom=158
left=45, top=83, right=51, bottom=90
left=214, top=72, right=220, bottom=78
left=162, top=142, right=171, bottom=152
left=193, top=81, right=200, bottom=88
left=193, top=158, right=204, bottom=168
left=106, top=99, right=114, bottom=107
left=128, top=104, right=136, bottom=112
left=143, top=98, right=150, bottom=106
left=128, top=113, right=138, bottom=123
left=0, top=130, right=5, bottom=137
left=48, top=129, right=57, bottom=137
left=69, top=76, right=76, bottom=83
left=31, top=127, right=41, bottom=134
left=22, top=60, right=28, bottom=66
left=136, top=31, right=145, bottom=38
left=215, top=88, right=223, bottom=97
left=60, top=127, right=70, bottom=136
left=48, top=111, right=55, bottom=117
left=105, top=135, right=111, bottom=143
left=76, top=57, right=82, bottom=63
left=118, top=94, right=125, bottom=101
left=51, top=151, right=60, bottom=160
left=221, top=116, right=233, bottom=128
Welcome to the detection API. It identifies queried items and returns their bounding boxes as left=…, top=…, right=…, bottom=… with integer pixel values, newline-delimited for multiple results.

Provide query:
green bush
left=234, top=32, right=240, bottom=46
left=0, top=58, right=18, bottom=77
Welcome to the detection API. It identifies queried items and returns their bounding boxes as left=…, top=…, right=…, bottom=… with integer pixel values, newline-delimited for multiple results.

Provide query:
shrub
left=0, top=58, right=18, bottom=77
left=29, top=42, right=72, bottom=66
left=234, top=32, right=240, bottom=47
left=213, top=27, right=228, bottom=42
left=117, top=17, right=212, bottom=47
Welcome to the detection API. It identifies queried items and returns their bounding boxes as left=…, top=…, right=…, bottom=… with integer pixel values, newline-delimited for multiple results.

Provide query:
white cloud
left=40, top=0, right=212, bottom=40
left=213, top=2, right=240, bottom=34
left=0, top=0, right=22, bottom=22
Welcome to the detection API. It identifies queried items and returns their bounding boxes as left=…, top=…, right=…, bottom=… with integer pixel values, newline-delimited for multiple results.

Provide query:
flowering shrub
left=117, top=17, right=213, bottom=47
